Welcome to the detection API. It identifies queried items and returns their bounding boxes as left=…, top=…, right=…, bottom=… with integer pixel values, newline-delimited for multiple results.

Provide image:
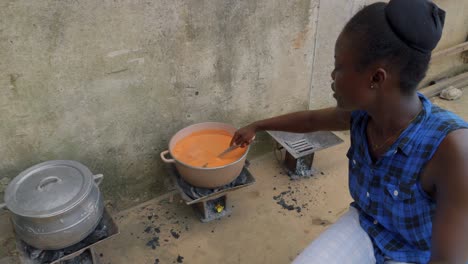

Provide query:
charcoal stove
left=267, top=131, right=343, bottom=179
left=168, top=161, right=256, bottom=222
left=15, top=208, right=119, bottom=264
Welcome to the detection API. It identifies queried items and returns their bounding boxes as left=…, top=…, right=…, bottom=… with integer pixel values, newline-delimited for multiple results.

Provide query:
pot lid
left=4, top=160, right=94, bottom=218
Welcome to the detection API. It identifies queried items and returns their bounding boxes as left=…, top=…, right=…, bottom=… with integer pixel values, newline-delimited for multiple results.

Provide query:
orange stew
left=173, top=129, right=246, bottom=168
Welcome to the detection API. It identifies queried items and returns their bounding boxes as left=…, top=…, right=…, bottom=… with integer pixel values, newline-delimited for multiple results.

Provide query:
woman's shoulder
left=426, top=104, right=468, bottom=131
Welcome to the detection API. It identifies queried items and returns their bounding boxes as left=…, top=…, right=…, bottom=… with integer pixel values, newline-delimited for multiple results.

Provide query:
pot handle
left=160, top=150, right=176, bottom=164
left=93, top=174, right=104, bottom=186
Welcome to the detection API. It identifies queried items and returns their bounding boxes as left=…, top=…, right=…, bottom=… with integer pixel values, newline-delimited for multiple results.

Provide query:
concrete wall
left=424, top=1, right=468, bottom=85
left=0, top=0, right=319, bottom=209
left=309, top=0, right=468, bottom=109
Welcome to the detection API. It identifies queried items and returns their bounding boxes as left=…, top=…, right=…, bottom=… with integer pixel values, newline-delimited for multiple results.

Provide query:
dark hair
left=343, top=2, right=431, bottom=94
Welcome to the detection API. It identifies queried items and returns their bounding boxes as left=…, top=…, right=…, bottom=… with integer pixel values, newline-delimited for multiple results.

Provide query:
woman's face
left=331, top=32, right=375, bottom=111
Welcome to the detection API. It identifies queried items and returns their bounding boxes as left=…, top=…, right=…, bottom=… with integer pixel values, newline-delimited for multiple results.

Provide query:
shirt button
left=366, top=192, right=370, bottom=198
left=393, top=190, right=399, bottom=197
left=373, top=220, right=378, bottom=225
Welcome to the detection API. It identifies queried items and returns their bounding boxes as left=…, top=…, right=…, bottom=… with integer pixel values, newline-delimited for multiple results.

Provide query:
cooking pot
left=160, top=122, right=250, bottom=188
left=0, top=160, right=104, bottom=250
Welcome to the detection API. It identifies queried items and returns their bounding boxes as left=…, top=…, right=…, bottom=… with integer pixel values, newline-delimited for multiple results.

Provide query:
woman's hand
left=231, top=124, right=257, bottom=147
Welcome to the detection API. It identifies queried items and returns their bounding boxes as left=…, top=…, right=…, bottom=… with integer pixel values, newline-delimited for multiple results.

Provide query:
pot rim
left=168, top=122, right=250, bottom=170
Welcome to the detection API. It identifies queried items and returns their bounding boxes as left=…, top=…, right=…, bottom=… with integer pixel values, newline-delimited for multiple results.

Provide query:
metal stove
left=267, top=131, right=343, bottom=179
left=15, top=208, right=119, bottom=264
left=168, top=161, right=256, bottom=223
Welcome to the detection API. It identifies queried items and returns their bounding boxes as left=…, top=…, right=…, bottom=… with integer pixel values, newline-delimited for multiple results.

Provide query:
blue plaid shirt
left=348, top=93, right=468, bottom=264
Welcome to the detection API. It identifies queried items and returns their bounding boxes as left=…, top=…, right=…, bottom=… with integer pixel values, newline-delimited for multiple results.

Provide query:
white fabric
left=292, top=207, right=412, bottom=264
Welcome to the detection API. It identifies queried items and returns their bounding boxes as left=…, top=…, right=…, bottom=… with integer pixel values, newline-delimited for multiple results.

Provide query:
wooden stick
left=419, top=71, right=468, bottom=97
left=432, top=41, right=468, bottom=60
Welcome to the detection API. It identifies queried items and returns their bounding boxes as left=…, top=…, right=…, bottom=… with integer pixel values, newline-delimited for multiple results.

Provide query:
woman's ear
left=371, top=68, right=387, bottom=88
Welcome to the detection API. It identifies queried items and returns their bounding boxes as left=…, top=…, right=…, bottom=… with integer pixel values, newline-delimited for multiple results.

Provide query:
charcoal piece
left=277, top=199, right=295, bottom=211
left=170, top=229, right=180, bottom=239
left=146, top=237, right=160, bottom=250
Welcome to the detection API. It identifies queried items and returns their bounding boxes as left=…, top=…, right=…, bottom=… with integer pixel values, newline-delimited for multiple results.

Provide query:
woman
left=232, top=0, right=468, bottom=263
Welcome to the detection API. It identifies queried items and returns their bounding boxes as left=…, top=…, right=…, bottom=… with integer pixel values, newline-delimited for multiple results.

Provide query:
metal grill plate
left=267, top=131, right=344, bottom=159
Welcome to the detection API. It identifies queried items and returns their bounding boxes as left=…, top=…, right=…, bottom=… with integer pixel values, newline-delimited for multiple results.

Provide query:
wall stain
left=107, top=68, right=129, bottom=75
left=293, top=28, right=309, bottom=49
left=8, top=73, right=21, bottom=90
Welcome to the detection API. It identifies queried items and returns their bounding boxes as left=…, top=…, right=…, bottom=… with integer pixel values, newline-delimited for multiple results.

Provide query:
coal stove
left=15, top=208, right=119, bottom=264
left=267, top=131, right=343, bottom=179
left=168, top=161, right=256, bottom=222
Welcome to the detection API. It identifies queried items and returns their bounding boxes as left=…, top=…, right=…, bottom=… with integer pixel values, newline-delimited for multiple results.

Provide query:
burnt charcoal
left=177, top=255, right=184, bottom=263
left=170, top=229, right=180, bottom=239
left=64, top=224, right=108, bottom=255
left=146, top=237, right=160, bottom=250
left=144, top=227, right=152, bottom=233
left=277, top=199, right=295, bottom=211
left=63, top=250, right=93, bottom=264
left=23, top=245, right=64, bottom=263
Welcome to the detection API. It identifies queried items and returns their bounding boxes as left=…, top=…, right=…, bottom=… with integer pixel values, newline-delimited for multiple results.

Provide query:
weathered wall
left=0, top=0, right=319, bottom=209
left=424, top=1, right=468, bottom=85
left=309, top=0, right=468, bottom=109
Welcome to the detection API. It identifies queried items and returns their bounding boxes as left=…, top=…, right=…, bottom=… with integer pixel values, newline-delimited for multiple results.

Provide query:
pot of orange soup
left=160, top=122, right=250, bottom=188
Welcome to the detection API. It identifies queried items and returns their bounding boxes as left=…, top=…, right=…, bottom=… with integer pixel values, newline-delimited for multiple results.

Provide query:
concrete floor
left=94, top=136, right=352, bottom=264
left=0, top=89, right=467, bottom=264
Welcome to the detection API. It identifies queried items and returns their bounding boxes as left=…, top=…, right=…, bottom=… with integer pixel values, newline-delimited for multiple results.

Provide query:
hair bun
left=385, top=0, right=445, bottom=54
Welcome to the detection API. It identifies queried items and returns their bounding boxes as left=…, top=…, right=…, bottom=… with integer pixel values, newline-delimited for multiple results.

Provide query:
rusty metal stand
left=169, top=165, right=255, bottom=222
left=268, top=131, right=344, bottom=179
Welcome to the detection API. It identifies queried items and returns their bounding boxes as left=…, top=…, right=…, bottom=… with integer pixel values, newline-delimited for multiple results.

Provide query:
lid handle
left=93, top=174, right=104, bottom=186
left=37, top=176, right=62, bottom=191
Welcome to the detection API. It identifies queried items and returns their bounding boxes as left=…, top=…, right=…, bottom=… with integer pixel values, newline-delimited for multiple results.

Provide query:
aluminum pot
left=0, top=160, right=104, bottom=250
left=160, top=122, right=250, bottom=188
